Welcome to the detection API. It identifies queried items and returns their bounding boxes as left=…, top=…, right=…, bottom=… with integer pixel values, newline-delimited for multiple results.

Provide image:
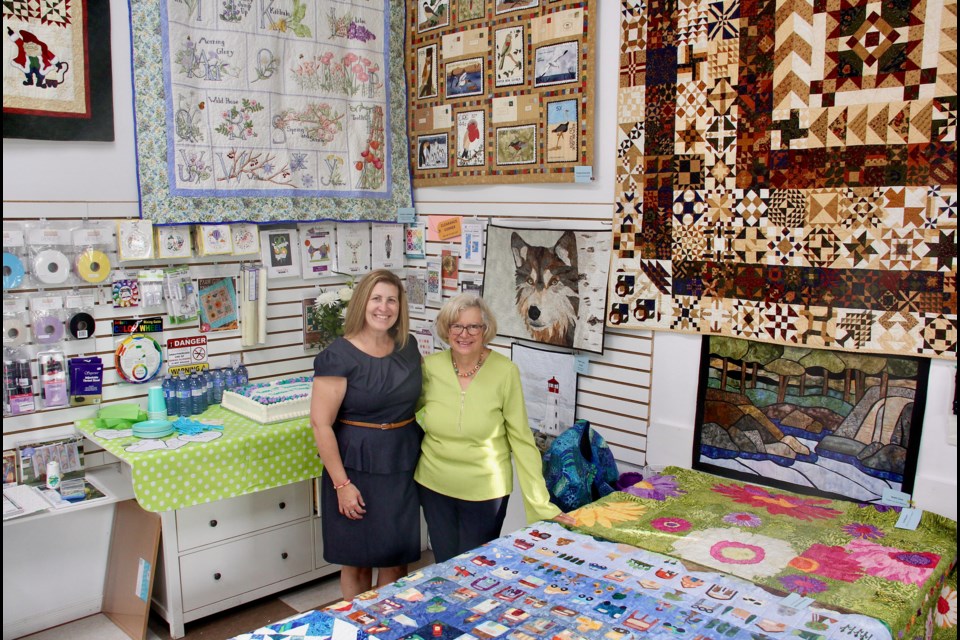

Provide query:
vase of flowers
left=307, top=283, right=354, bottom=350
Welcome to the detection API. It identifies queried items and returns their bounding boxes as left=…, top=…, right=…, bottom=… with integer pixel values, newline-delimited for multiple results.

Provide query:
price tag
left=574, top=166, right=594, bottom=183
left=574, top=355, right=589, bottom=374
left=881, top=488, right=911, bottom=508
left=895, top=507, right=922, bottom=530
left=397, top=207, right=417, bottom=224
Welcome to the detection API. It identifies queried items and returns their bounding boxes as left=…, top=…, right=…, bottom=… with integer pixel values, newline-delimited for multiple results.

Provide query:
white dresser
left=152, top=479, right=338, bottom=638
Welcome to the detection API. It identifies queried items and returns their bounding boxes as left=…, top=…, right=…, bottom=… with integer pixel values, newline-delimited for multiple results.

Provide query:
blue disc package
left=3, top=252, right=26, bottom=289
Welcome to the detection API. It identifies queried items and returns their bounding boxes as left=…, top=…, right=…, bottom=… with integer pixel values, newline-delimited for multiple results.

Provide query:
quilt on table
left=604, top=0, right=958, bottom=359
left=233, top=521, right=902, bottom=640
left=570, top=466, right=958, bottom=639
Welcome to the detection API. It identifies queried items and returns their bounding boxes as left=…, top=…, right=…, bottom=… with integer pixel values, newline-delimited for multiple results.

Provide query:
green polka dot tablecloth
left=76, top=407, right=322, bottom=512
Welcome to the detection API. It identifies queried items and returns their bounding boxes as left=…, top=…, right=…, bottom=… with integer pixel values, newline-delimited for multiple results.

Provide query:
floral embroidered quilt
left=569, top=467, right=957, bottom=639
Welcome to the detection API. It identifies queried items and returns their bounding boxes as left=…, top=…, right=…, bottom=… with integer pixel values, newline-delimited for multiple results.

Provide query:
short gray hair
left=435, top=293, right=498, bottom=345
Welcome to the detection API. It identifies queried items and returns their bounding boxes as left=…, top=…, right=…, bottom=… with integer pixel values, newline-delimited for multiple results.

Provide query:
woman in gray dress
left=310, top=269, right=423, bottom=600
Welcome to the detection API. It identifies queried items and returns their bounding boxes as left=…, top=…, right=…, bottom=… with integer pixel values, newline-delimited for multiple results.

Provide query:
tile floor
left=21, top=552, right=435, bottom=640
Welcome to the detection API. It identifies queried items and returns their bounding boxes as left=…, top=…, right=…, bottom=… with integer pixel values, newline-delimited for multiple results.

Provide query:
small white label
left=574, top=355, right=590, bottom=374
left=64, top=294, right=97, bottom=309
left=3, top=298, right=27, bottom=313
left=881, top=488, right=911, bottom=507
left=31, top=295, right=64, bottom=312
left=27, top=227, right=72, bottom=246
left=895, top=507, right=922, bottom=530
left=73, top=227, right=108, bottom=246
left=574, top=166, right=594, bottom=183
left=2, top=229, right=25, bottom=247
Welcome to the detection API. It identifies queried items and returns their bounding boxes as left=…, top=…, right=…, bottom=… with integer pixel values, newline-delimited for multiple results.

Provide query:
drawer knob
left=279, top=501, right=286, bottom=510
left=213, top=572, right=222, bottom=581
left=209, top=519, right=218, bottom=527
left=281, top=552, right=289, bottom=560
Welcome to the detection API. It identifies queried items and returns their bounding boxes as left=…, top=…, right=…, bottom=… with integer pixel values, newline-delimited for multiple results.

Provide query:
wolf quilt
left=483, top=225, right=610, bottom=353
left=604, top=0, right=957, bottom=358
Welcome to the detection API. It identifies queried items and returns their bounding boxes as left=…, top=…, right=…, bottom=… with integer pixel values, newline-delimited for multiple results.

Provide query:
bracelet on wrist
left=333, top=478, right=352, bottom=490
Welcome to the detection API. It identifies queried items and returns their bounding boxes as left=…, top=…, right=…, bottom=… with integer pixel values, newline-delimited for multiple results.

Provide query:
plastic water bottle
left=223, top=366, right=236, bottom=392
left=176, top=374, right=191, bottom=418
left=235, top=364, right=249, bottom=388
left=200, top=368, right=212, bottom=406
left=163, top=375, right=178, bottom=418
left=211, top=369, right=224, bottom=404
left=191, top=373, right=206, bottom=415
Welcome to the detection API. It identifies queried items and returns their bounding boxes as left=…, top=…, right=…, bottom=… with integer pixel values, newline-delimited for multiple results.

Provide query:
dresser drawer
left=179, top=519, right=313, bottom=612
left=176, top=481, right=311, bottom=551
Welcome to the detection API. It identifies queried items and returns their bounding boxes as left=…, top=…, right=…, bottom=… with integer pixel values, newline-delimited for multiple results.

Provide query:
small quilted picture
left=197, top=277, right=239, bottom=333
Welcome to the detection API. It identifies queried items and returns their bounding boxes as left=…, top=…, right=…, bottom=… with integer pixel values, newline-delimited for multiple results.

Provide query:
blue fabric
left=542, top=419, right=619, bottom=511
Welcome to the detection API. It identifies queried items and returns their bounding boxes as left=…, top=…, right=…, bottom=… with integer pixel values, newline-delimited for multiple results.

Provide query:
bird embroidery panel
left=534, top=41, right=578, bottom=88
left=496, top=124, right=537, bottom=165
left=546, top=99, right=577, bottom=163
left=495, top=25, right=524, bottom=87
left=456, top=110, right=485, bottom=167
left=416, top=44, right=438, bottom=99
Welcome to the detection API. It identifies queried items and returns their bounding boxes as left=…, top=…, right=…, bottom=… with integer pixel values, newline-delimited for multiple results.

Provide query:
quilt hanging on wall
left=605, top=0, right=957, bottom=358
left=483, top=224, right=610, bottom=353
left=2, top=0, right=114, bottom=141
left=693, top=336, right=928, bottom=503
left=407, top=0, right=595, bottom=185
left=129, top=0, right=412, bottom=224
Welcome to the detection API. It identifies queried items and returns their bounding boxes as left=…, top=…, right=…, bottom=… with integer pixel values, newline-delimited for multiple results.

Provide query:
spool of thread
left=68, top=312, right=96, bottom=340
left=3, top=317, right=30, bottom=347
left=75, top=249, right=112, bottom=283
left=33, top=249, right=71, bottom=285
left=2, top=252, right=26, bottom=289
left=34, top=314, right=65, bottom=344
left=46, top=460, right=61, bottom=490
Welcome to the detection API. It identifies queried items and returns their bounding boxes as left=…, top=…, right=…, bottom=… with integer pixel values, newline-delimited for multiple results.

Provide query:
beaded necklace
left=452, top=351, right=486, bottom=378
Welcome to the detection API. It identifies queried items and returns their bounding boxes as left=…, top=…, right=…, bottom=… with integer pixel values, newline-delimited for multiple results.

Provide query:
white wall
left=2, top=0, right=955, bottom=528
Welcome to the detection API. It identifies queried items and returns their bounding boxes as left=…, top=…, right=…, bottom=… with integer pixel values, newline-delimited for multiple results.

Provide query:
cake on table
left=221, top=376, right=314, bottom=424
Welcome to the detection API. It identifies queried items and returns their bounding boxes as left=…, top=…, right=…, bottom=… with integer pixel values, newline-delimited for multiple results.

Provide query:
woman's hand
left=337, top=483, right=366, bottom=520
left=552, top=512, right=576, bottom=526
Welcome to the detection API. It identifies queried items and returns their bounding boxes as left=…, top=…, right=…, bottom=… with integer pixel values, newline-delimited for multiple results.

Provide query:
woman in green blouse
left=416, top=294, right=566, bottom=562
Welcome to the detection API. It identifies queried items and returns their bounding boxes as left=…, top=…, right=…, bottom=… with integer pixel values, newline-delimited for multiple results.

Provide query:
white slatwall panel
left=3, top=200, right=652, bottom=466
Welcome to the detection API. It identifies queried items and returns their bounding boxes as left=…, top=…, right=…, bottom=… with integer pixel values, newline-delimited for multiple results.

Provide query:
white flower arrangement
left=308, top=282, right=354, bottom=348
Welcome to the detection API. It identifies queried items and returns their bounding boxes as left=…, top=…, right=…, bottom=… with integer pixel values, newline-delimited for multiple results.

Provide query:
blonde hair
left=435, top=293, right=497, bottom=345
left=342, top=269, right=409, bottom=348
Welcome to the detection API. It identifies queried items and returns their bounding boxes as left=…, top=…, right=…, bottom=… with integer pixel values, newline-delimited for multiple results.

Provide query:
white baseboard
left=2, top=597, right=101, bottom=640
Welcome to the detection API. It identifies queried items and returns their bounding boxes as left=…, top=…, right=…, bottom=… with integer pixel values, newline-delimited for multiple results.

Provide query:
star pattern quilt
left=604, top=0, right=957, bottom=358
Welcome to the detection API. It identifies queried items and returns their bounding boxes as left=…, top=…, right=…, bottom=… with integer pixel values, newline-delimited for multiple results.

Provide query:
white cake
left=221, top=376, right=314, bottom=424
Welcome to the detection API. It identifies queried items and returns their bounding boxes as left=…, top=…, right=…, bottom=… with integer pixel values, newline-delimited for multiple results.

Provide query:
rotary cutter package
left=27, top=225, right=74, bottom=287
left=73, top=224, right=114, bottom=284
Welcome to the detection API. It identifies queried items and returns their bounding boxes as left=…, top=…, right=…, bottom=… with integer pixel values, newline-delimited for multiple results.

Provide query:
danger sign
left=167, top=335, right=208, bottom=368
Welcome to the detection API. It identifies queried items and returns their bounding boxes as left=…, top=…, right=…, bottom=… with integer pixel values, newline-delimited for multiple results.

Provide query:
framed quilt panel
left=407, top=0, right=595, bottom=185
left=3, top=0, right=114, bottom=141
left=604, top=0, right=957, bottom=359
left=693, top=335, right=929, bottom=503
left=482, top=224, right=609, bottom=353
left=128, top=0, right=412, bottom=224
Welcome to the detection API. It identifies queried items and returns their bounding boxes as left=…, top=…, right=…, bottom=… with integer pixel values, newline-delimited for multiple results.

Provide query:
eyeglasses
left=449, top=323, right=485, bottom=336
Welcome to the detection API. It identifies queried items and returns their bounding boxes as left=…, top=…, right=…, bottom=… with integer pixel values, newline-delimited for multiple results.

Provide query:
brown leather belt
left=339, top=417, right=415, bottom=430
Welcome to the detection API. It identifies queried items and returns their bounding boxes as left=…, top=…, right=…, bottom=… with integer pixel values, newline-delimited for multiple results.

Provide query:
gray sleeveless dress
left=314, top=337, right=423, bottom=566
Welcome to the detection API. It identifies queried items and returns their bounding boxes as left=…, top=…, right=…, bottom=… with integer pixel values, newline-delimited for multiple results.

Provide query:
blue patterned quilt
left=232, top=521, right=892, bottom=639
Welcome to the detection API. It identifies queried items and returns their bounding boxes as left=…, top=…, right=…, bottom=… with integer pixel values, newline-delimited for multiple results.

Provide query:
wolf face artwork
left=510, top=230, right=579, bottom=347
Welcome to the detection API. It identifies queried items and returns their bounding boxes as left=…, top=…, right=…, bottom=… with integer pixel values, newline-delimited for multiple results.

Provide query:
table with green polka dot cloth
left=75, top=406, right=322, bottom=512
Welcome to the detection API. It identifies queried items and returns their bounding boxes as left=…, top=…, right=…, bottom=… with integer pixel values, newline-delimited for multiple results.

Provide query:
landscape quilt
left=604, top=0, right=958, bottom=358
